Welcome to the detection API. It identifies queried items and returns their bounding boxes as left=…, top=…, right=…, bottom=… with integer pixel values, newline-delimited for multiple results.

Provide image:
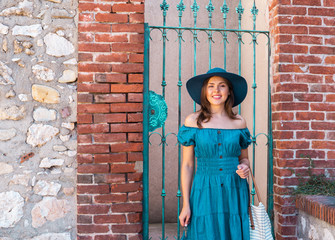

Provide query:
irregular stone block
left=61, top=122, right=74, bottom=130
left=34, top=180, right=61, bottom=196
left=32, top=84, right=60, bottom=104
left=5, top=90, right=15, bottom=98
left=0, top=128, right=16, bottom=141
left=32, top=65, right=55, bottom=82
left=0, top=106, right=26, bottom=120
left=0, top=162, right=14, bottom=175
left=60, top=107, right=71, bottom=118
left=0, top=23, right=9, bottom=35
left=52, top=145, right=67, bottom=152
left=58, top=70, right=76, bottom=83
left=46, top=0, right=62, bottom=3
left=31, top=197, right=70, bottom=228
left=44, top=33, right=74, bottom=57
left=39, top=157, right=64, bottom=168
left=0, top=61, right=15, bottom=85
left=0, top=0, right=33, bottom=17
left=63, top=58, right=77, bottom=65
left=51, top=8, right=74, bottom=19
left=2, top=38, right=8, bottom=52
left=0, top=191, right=24, bottom=228
left=33, top=107, right=57, bottom=121
left=59, top=135, right=70, bottom=142
left=12, top=24, right=42, bottom=38
left=30, top=232, right=71, bottom=240
left=10, top=174, right=30, bottom=186
left=18, top=94, right=28, bottom=102
left=26, top=124, right=59, bottom=147
left=14, top=40, right=23, bottom=54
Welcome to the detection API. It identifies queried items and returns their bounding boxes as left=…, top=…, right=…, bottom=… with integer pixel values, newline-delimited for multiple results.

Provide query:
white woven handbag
left=249, top=170, right=274, bottom=240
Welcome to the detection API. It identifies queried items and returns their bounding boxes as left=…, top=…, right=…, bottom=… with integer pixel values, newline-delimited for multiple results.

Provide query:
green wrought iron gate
left=143, top=1, right=273, bottom=239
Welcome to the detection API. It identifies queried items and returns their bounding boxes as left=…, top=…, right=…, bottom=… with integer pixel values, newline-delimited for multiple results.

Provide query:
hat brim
left=186, top=72, right=248, bottom=107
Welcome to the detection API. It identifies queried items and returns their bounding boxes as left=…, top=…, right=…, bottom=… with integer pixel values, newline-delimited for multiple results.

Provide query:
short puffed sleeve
left=177, top=125, right=196, bottom=146
left=240, top=128, right=252, bottom=149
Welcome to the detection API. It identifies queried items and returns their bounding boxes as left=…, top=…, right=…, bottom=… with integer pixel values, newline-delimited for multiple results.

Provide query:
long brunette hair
left=196, top=77, right=238, bottom=128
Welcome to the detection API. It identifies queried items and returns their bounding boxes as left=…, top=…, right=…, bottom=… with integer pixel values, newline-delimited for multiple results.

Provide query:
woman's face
left=205, top=76, right=230, bottom=106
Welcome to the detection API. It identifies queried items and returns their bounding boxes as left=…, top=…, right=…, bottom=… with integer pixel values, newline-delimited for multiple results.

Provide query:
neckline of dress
left=182, top=124, right=247, bottom=130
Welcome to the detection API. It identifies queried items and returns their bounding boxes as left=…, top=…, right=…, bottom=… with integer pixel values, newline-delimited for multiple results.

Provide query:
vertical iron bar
left=191, top=0, right=199, bottom=113
left=143, top=23, right=150, bottom=240
left=236, top=0, right=244, bottom=114
left=206, top=0, right=214, bottom=69
left=267, top=34, right=275, bottom=235
left=176, top=1, right=185, bottom=239
left=251, top=0, right=258, bottom=205
left=160, top=1, right=169, bottom=239
left=221, top=0, right=229, bottom=70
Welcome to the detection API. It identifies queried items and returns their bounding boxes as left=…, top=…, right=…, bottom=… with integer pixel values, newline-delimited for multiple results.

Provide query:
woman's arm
left=181, top=145, right=195, bottom=207
left=237, top=148, right=250, bottom=179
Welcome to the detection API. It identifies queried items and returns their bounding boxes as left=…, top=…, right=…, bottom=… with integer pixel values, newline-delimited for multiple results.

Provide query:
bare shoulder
left=184, top=112, right=200, bottom=128
left=234, top=114, right=247, bottom=128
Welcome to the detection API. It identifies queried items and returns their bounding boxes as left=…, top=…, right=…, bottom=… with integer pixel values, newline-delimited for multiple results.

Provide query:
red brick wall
left=269, top=0, right=335, bottom=239
left=77, top=1, right=144, bottom=239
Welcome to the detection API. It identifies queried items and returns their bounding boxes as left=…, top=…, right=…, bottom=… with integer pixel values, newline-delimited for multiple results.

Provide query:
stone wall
left=0, top=0, right=78, bottom=239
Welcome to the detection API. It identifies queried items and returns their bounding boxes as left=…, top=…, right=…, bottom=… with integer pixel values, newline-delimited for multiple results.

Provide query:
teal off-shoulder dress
left=178, top=125, right=252, bottom=240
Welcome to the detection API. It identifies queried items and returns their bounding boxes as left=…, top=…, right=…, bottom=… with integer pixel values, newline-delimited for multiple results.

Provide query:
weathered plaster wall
left=0, top=0, right=77, bottom=239
left=297, top=211, right=335, bottom=240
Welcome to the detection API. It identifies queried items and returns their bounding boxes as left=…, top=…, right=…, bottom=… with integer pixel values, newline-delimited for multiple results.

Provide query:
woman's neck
left=210, top=105, right=228, bottom=117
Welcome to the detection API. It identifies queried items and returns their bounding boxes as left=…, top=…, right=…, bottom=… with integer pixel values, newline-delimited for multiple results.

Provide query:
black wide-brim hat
left=186, top=67, right=248, bottom=107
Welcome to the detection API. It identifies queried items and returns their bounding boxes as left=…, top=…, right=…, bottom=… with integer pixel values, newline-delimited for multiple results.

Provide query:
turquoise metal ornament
left=148, top=90, right=168, bottom=132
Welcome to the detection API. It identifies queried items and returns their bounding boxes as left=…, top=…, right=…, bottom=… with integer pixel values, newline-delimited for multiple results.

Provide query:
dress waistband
left=196, top=157, right=239, bottom=175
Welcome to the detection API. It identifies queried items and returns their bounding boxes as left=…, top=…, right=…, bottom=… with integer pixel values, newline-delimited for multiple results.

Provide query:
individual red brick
left=128, top=133, right=142, bottom=142
left=94, top=113, right=127, bottom=123
left=325, top=37, right=335, bottom=45
left=95, top=33, right=128, bottom=43
left=295, top=74, right=323, bottom=83
left=310, top=46, right=335, bottom=55
left=293, top=16, right=322, bottom=25
left=129, top=34, right=144, bottom=43
left=95, top=94, right=126, bottom=103
left=78, top=225, right=109, bottom=234
left=110, top=163, right=136, bottom=173
left=112, top=3, right=144, bottom=13
left=78, top=154, right=93, bottom=164
left=128, top=74, right=143, bottom=83
left=94, top=153, right=127, bottom=163
left=100, top=174, right=127, bottom=183
left=274, top=54, right=293, bottom=63
left=128, top=172, right=142, bottom=181
left=273, top=131, right=294, bottom=139
left=112, top=224, right=142, bottom=233
left=312, top=122, right=335, bottom=130
left=78, top=114, right=93, bottom=123
left=79, top=32, right=94, bottom=42
left=272, top=74, right=293, bottom=83
left=324, top=18, right=335, bottom=26
left=77, top=124, right=109, bottom=134
left=94, top=133, right=127, bottom=143
left=128, top=113, right=143, bottom=122
left=78, top=144, right=110, bottom=154
left=78, top=164, right=110, bottom=174
left=110, top=84, right=143, bottom=93
left=110, top=123, right=142, bottom=132
left=312, top=141, right=335, bottom=149
left=128, top=191, right=143, bottom=201
left=128, top=213, right=141, bottom=223
left=77, top=195, right=92, bottom=204
left=293, top=0, right=321, bottom=5
left=294, top=93, right=323, bottom=102
left=78, top=215, right=92, bottom=224
left=78, top=104, right=110, bottom=113
left=95, top=235, right=126, bottom=240
left=78, top=135, right=92, bottom=144
left=79, top=63, right=112, bottom=73
left=275, top=121, right=309, bottom=130
left=311, top=103, right=335, bottom=111
left=78, top=236, right=93, bottom=240
left=96, top=53, right=128, bottom=63
left=324, top=0, right=335, bottom=6
left=112, top=43, right=144, bottom=53
left=273, top=35, right=292, bottom=45
left=294, top=55, right=322, bottom=64
left=79, top=13, right=94, bottom=22
left=78, top=73, right=93, bottom=83
left=129, top=13, right=144, bottom=23
left=128, top=152, right=143, bottom=162
left=277, top=44, right=308, bottom=54
left=129, top=54, right=144, bottom=63
left=96, top=73, right=127, bottom=83
left=110, top=182, right=142, bottom=193
left=326, top=94, right=335, bottom=102
left=309, top=27, right=335, bottom=35
left=96, top=13, right=128, bottom=23
left=278, top=26, right=307, bottom=34
left=276, top=83, right=308, bottom=92
left=327, top=113, right=335, bottom=120
left=78, top=83, right=110, bottom=93
left=308, top=7, right=335, bottom=16
left=310, top=84, right=335, bottom=92
left=274, top=102, right=309, bottom=111
left=112, top=24, right=144, bottom=33
left=94, top=193, right=127, bottom=203
left=112, top=63, right=144, bottom=73
left=273, top=93, right=293, bottom=102
left=277, top=6, right=306, bottom=15
left=296, top=131, right=325, bottom=139
left=310, top=66, right=335, bottom=74
left=294, top=35, right=322, bottom=45
left=325, top=56, right=335, bottom=64
left=78, top=94, right=93, bottom=103
left=94, top=214, right=126, bottom=224
left=272, top=112, right=294, bottom=121
left=77, top=185, right=110, bottom=194
left=110, top=103, right=143, bottom=112
left=79, top=43, right=111, bottom=52
left=79, top=3, right=111, bottom=12
left=296, top=112, right=324, bottom=120
left=79, top=53, right=93, bottom=62
left=278, top=64, right=304, bottom=73
left=77, top=174, right=93, bottom=184
left=78, top=205, right=110, bottom=214
left=111, top=203, right=142, bottom=213
left=78, top=23, right=111, bottom=33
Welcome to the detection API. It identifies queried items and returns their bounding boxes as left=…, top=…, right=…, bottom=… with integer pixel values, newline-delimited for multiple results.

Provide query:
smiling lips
left=212, top=95, right=222, bottom=99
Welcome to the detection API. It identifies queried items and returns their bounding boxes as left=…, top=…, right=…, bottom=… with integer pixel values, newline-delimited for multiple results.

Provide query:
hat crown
left=207, top=67, right=227, bottom=74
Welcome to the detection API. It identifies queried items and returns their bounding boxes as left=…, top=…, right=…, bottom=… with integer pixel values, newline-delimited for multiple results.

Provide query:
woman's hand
left=236, top=163, right=249, bottom=179
left=179, top=205, right=191, bottom=227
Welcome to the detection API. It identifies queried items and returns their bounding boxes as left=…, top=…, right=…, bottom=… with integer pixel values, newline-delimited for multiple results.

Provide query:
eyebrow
left=208, top=82, right=226, bottom=85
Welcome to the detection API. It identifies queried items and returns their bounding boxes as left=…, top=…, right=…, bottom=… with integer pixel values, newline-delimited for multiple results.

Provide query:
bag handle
left=249, top=168, right=262, bottom=203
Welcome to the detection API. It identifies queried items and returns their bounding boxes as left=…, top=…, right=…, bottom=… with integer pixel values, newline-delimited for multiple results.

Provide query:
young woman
left=177, top=68, right=252, bottom=239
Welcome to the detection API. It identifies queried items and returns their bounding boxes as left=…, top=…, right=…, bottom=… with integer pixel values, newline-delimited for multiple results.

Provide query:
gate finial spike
left=160, top=0, right=169, bottom=19
left=191, top=0, right=199, bottom=18
left=177, top=0, right=185, bottom=18
left=236, top=0, right=244, bottom=21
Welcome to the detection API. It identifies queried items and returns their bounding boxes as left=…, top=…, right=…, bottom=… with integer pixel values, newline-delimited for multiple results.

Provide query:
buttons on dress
left=221, top=183, right=223, bottom=187
left=220, top=155, right=223, bottom=159
left=217, top=130, right=221, bottom=134
left=218, top=143, right=221, bottom=146
left=219, top=168, right=223, bottom=171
